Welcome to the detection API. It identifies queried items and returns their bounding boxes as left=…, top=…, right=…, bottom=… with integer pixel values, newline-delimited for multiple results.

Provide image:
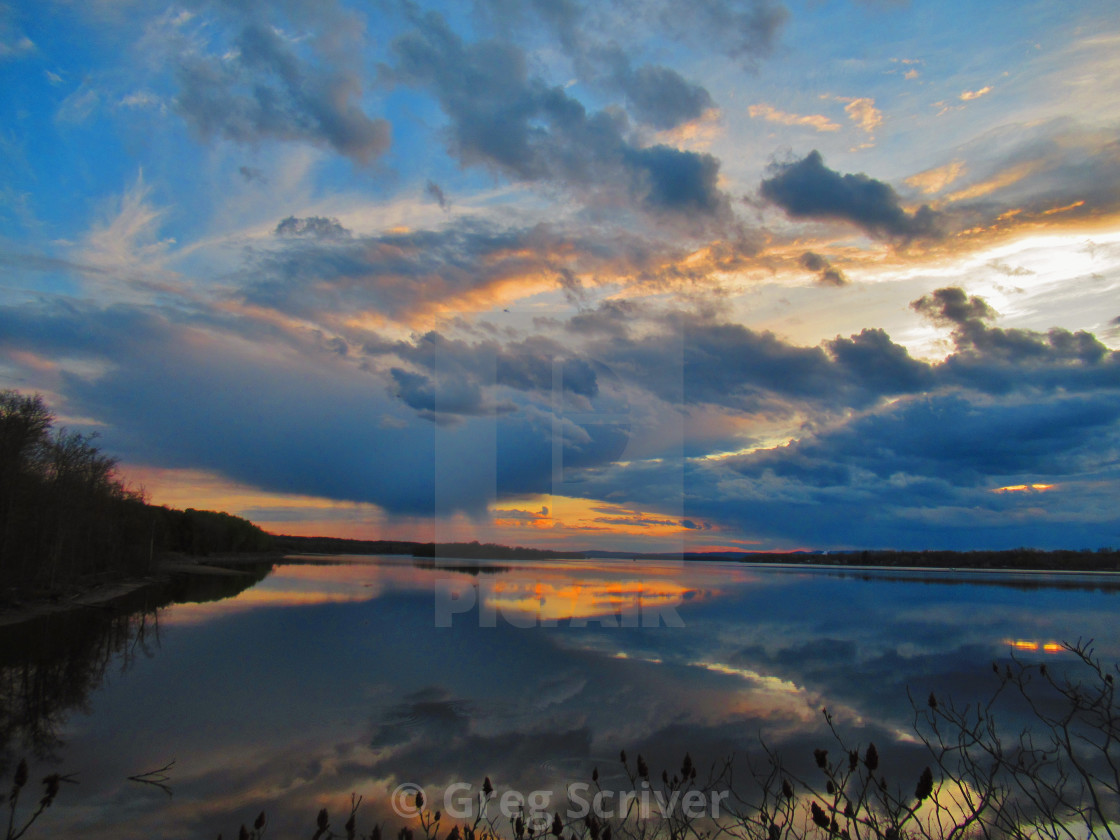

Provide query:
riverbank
left=4, top=546, right=1119, bottom=628
left=0, top=552, right=283, bottom=627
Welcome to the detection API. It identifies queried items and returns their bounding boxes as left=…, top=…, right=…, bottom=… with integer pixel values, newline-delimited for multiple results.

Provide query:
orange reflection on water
left=159, top=556, right=746, bottom=626
left=484, top=577, right=701, bottom=622
left=160, top=560, right=412, bottom=625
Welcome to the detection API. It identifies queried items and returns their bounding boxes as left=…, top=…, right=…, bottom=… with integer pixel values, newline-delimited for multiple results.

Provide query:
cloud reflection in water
left=27, top=557, right=1120, bottom=838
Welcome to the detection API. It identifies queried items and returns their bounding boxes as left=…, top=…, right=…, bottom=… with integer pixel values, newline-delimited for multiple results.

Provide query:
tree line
left=0, top=390, right=271, bottom=593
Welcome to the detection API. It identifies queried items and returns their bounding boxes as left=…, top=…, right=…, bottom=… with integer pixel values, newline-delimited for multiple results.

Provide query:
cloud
left=749, top=104, right=841, bottom=133
left=0, top=6, right=33, bottom=60
left=246, top=220, right=603, bottom=323
left=425, top=180, right=449, bottom=210
left=760, top=150, right=944, bottom=240
left=589, top=313, right=932, bottom=416
left=174, top=9, right=390, bottom=163
left=388, top=11, right=730, bottom=221
left=75, top=173, right=174, bottom=279
left=5, top=278, right=1118, bottom=547
left=938, top=121, right=1120, bottom=224
left=474, top=0, right=787, bottom=68
left=837, top=96, right=882, bottom=139
left=389, top=366, right=494, bottom=423
left=243, top=215, right=755, bottom=327
left=604, top=54, right=714, bottom=130
left=370, top=331, right=602, bottom=417
left=649, top=0, right=788, bottom=64
left=911, top=286, right=996, bottom=328
left=799, top=250, right=847, bottom=285
left=911, top=287, right=1116, bottom=392
left=274, top=215, right=351, bottom=239
left=547, top=288, right=1120, bottom=549
left=55, top=80, right=102, bottom=124
left=960, top=86, right=992, bottom=101
left=0, top=298, right=508, bottom=517
left=730, top=390, right=1120, bottom=491
left=904, top=160, right=967, bottom=195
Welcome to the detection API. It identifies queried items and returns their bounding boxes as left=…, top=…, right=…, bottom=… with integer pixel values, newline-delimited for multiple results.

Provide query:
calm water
left=2, top=556, right=1119, bottom=838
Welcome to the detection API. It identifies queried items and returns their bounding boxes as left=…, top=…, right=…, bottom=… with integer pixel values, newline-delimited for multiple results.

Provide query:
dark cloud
left=913, top=288, right=1116, bottom=393
left=238, top=165, right=265, bottom=182
left=389, top=11, right=729, bottom=221
left=624, top=144, right=724, bottom=213
left=175, top=15, right=390, bottom=163
left=912, top=286, right=996, bottom=328
left=274, top=215, right=351, bottom=239
left=379, top=331, right=605, bottom=424
left=474, top=0, right=787, bottom=68
left=799, top=250, right=847, bottom=285
left=761, top=151, right=943, bottom=240
left=655, top=0, right=788, bottom=63
left=594, top=314, right=930, bottom=415
left=731, top=391, right=1120, bottom=488
left=552, top=292, right=1120, bottom=549
left=566, top=299, right=643, bottom=338
left=0, top=300, right=423, bottom=511
left=470, top=0, right=774, bottom=130
left=5, top=277, right=1118, bottom=546
left=390, top=367, right=490, bottom=422
left=425, top=179, right=449, bottom=210
left=825, top=328, right=934, bottom=395
left=370, top=331, right=602, bottom=413
left=621, top=65, right=712, bottom=129
left=601, top=50, right=713, bottom=130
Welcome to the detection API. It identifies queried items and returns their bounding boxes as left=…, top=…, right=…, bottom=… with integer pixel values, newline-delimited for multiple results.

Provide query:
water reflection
left=1, top=557, right=1116, bottom=839
left=0, top=562, right=271, bottom=773
left=0, top=598, right=158, bottom=773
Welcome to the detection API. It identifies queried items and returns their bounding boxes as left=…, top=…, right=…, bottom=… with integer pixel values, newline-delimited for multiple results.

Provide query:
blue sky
left=2, top=0, right=1119, bottom=551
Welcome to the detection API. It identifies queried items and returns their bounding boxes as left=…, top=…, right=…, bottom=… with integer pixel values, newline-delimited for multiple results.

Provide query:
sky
left=1, top=0, right=1119, bottom=552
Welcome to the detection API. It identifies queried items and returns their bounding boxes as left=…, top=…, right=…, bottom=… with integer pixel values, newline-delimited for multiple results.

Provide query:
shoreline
left=2, top=550, right=1117, bottom=629
left=0, top=552, right=282, bottom=628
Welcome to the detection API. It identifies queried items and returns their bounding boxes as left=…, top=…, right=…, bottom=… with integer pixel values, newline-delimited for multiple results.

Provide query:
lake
left=2, top=556, right=1118, bottom=838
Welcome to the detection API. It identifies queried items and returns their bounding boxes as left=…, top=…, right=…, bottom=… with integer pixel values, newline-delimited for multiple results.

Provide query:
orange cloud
left=960, top=86, right=992, bottom=101
left=749, top=104, right=841, bottom=133
left=905, top=160, right=967, bottom=195
left=834, top=97, right=882, bottom=137
left=119, top=464, right=393, bottom=539
left=944, top=160, right=1043, bottom=203
left=1043, top=200, right=1086, bottom=215
left=655, top=107, right=724, bottom=150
